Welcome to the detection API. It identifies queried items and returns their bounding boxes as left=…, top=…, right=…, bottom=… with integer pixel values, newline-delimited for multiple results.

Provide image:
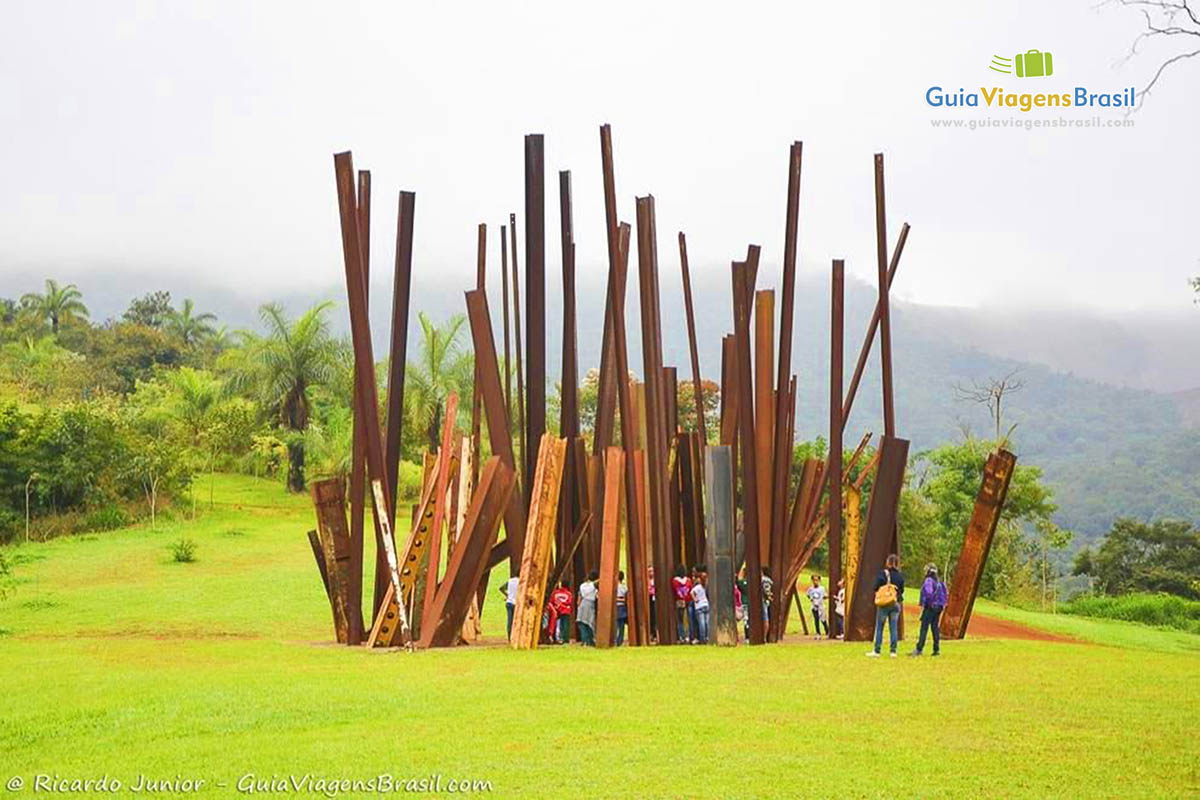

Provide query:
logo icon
left=989, top=50, right=1054, bottom=78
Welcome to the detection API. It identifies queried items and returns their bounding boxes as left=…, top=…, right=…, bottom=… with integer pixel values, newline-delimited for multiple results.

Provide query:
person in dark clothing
left=867, top=554, right=905, bottom=658
left=911, top=564, right=947, bottom=657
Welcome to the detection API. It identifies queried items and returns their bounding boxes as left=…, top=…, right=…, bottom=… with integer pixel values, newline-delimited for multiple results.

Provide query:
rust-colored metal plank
left=845, top=434, right=909, bottom=641
left=599, top=125, right=649, bottom=646
left=471, top=224, right=486, bottom=488
left=509, top=214, right=526, bottom=491
left=732, top=250, right=766, bottom=644
left=311, top=478, right=353, bottom=644
left=753, top=289, right=775, bottom=593
left=379, top=190, right=415, bottom=615
left=635, top=195, right=676, bottom=644
left=500, top=224, right=512, bottom=435
left=704, top=445, right=737, bottom=645
left=828, top=259, right=845, bottom=636
left=334, top=151, right=403, bottom=643
left=558, top=170, right=581, bottom=591
left=594, top=447, right=624, bottom=648
left=421, top=393, right=459, bottom=627
left=512, top=435, right=567, bottom=649
left=941, top=449, right=1017, bottom=639
left=719, top=334, right=739, bottom=484
left=465, top=288, right=527, bottom=574
left=346, top=169, right=371, bottom=645
left=874, top=153, right=895, bottom=437
left=630, top=449, right=650, bottom=644
left=418, top=457, right=515, bottom=648
left=677, top=232, right=707, bottom=443
left=524, top=135, right=546, bottom=506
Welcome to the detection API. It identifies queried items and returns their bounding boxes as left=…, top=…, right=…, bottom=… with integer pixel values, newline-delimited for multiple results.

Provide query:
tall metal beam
left=558, top=169, right=581, bottom=591
left=678, top=232, right=707, bottom=443
left=500, top=224, right=512, bottom=436
left=732, top=250, right=766, bottom=644
left=594, top=447, right=624, bottom=648
left=599, top=125, right=649, bottom=645
left=381, top=190, right=416, bottom=613
left=346, top=169, right=371, bottom=645
left=874, top=153, right=895, bottom=437
left=704, top=445, right=737, bottom=645
left=828, top=259, right=845, bottom=638
left=753, top=289, right=775, bottom=584
left=471, top=224, right=486, bottom=489
left=845, top=434, right=909, bottom=641
left=509, top=214, right=526, bottom=489
left=524, top=135, right=546, bottom=505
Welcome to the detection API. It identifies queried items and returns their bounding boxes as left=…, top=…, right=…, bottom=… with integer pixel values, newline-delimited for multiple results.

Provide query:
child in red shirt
left=672, top=565, right=692, bottom=643
left=548, top=579, right=574, bottom=644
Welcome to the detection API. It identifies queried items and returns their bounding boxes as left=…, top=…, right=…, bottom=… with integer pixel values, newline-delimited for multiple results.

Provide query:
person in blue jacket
left=867, top=554, right=905, bottom=658
left=911, top=564, right=948, bottom=657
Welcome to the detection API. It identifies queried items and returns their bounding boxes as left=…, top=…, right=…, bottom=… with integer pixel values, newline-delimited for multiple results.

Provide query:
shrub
left=1062, top=592, right=1200, bottom=635
left=170, top=538, right=198, bottom=563
left=83, top=505, right=128, bottom=532
left=0, top=507, right=21, bottom=544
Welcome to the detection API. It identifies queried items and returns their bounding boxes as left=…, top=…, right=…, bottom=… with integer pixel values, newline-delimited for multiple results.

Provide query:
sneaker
left=813, top=635, right=821, bottom=640
left=932, top=651, right=940, bottom=657
left=866, top=651, right=880, bottom=658
left=908, top=651, right=922, bottom=658
left=889, top=651, right=897, bottom=658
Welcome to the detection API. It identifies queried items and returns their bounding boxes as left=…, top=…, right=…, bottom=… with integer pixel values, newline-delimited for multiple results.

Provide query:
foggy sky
left=2, top=0, right=1198, bottom=315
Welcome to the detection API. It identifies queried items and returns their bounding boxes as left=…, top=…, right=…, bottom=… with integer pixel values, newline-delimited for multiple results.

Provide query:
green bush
left=0, top=507, right=21, bottom=544
left=1062, top=592, right=1200, bottom=634
left=83, top=505, right=128, bottom=532
left=170, top=538, right=198, bottom=563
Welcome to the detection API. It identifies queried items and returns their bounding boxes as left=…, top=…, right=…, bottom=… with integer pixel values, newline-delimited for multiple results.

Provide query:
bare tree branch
left=1103, top=0, right=1200, bottom=110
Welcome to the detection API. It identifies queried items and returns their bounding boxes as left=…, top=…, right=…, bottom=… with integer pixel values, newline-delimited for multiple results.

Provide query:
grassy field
left=2, top=474, right=1197, bottom=798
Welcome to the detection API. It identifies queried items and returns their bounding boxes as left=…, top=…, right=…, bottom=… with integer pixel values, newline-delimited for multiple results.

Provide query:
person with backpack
left=911, top=564, right=947, bottom=657
left=867, top=554, right=905, bottom=658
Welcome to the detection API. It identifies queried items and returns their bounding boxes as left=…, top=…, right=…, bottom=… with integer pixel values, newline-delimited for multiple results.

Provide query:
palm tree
left=227, top=302, right=341, bottom=492
left=406, top=312, right=474, bottom=451
left=20, top=279, right=89, bottom=334
left=165, top=299, right=217, bottom=346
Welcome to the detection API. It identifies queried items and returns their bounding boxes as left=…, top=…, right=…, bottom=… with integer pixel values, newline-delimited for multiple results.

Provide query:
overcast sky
left=2, top=0, right=1197, bottom=315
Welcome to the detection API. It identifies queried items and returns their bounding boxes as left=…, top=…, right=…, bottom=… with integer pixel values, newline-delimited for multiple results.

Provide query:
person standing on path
left=805, top=574, right=829, bottom=639
left=577, top=571, right=599, bottom=646
left=867, top=554, right=905, bottom=658
left=499, top=575, right=520, bottom=641
left=911, top=564, right=947, bottom=657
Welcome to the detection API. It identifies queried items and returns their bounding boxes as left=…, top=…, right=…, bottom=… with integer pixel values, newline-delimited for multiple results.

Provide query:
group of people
left=498, top=554, right=950, bottom=655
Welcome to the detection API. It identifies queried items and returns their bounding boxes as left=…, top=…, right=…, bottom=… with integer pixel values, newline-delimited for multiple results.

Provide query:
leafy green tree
left=1073, top=518, right=1200, bottom=599
left=225, top=302, right=341, bottom=492
left=406, top=312, right=473, bottom=451
left=84, top=323, right=182, bottom=393
left=123, top=291, right=174, bottom=328
left=165, top=299, right=217, bottom=346
left=20, top=279, right=89, bottom=335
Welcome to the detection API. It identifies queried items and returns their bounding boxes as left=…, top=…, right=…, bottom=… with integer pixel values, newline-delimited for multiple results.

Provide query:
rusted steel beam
left=307, top=529, right=331, bottom=599
left=509, top=214, right=526, bottom=489
left=558, top=170, right=580, bottom=591
left=842, top=223, right=909, bottom=426
left=828, top=259, right=845, bottom=636
left=843, top=484, right=863, bottom=626
left=704, top=445, right=738, bottom=645
left=500, top=224, right=512, bottom=435
left=524, top=135, right=546, bottom=506
left=421, top=393, right=459, bottom=627
left=845, top=434, right=909, bottom=641
left=464, top=288, right=527, bottom=574
left=472, top=224, right=486, bottom=488
left=311, top=479, right=353, bottom=644
left=677, top=232, right=707, bottom=444
left=941, top=449, right=1017, bottom=639
left=630, top=449, right=650, bottom=644
left=383, top=189, right=417, bottom=616
left=595, top=447, right=624, bottom=648
left=718, top=334, right=739, bottom=487
left=334, top=152, right=404, bottom=644
left=874, top=153, right=896, bottom=438
left=635, top=195, right=677, bottom=644
left=346, top=169, right=371, bottom=645
left=512, top=435, right=567, bottom=650
left=599, top=125, right=649, bottom=646
left=767, top=375, right=796, bottom=642
left=418, top=457, right=515, bottom=648
left=769, top=142, right=802, bottom=638
left=753, top=289, right=775, bottom=605
left=732, top=250, right=766, bottom=644
left=678, top=433, right=702, bottom=569
left=664, top=369, right=682, bottom=567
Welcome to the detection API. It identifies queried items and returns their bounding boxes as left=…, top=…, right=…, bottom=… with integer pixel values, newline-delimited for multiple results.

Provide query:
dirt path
left=963, top=612, right=1077, bottom=643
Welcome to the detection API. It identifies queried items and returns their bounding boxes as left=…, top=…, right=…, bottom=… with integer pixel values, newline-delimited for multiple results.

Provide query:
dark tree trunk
left=287, top=440, right=306, bottom=492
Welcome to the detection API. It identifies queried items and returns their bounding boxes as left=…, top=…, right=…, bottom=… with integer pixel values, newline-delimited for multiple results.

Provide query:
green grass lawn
left=2, top=474, right=1198, bottom=798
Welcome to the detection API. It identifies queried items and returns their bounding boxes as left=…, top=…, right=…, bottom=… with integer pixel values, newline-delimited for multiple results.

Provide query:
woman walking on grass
left=867, top=554, right=905, bottom=658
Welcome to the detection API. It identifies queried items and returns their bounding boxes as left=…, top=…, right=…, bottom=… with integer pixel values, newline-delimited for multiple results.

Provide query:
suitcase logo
left=989, top=50, right=1054, bottom=78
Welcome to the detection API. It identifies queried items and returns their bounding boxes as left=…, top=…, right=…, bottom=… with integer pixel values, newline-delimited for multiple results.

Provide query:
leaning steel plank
left=511, top=435, right=568, bottom=649
left=845, top=435, right=909, bottom=642
left=311, top=479, right=353, bottom=644
left=418, top=457, right=515, bottom=648
left=345, top=169, right=371, bottom=645
left=594, top=447, right=624, bottom=648
left=421, top=393, right=459, bottom=629
left=524, top=135, right=547, bottom=505
left=704, top=446, right=738, bottom=646
left=465, top=288, right=528, bottom=574
left=366, top=451, right=442, bottom=648
left=941, top=449, right=1017, bottom=639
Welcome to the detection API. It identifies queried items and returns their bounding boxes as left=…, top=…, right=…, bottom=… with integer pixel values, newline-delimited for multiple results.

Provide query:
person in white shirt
left=834, top=579, right=846, bottom=639
left=615, top=571, right=629, bottom=646
left=805, top=574, right=829, bottom=639
left=691, top=566, right=711, bottom=644
left=498, top=575, right=520, bottom=640
left=576, top=571, right=599, bottom=646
